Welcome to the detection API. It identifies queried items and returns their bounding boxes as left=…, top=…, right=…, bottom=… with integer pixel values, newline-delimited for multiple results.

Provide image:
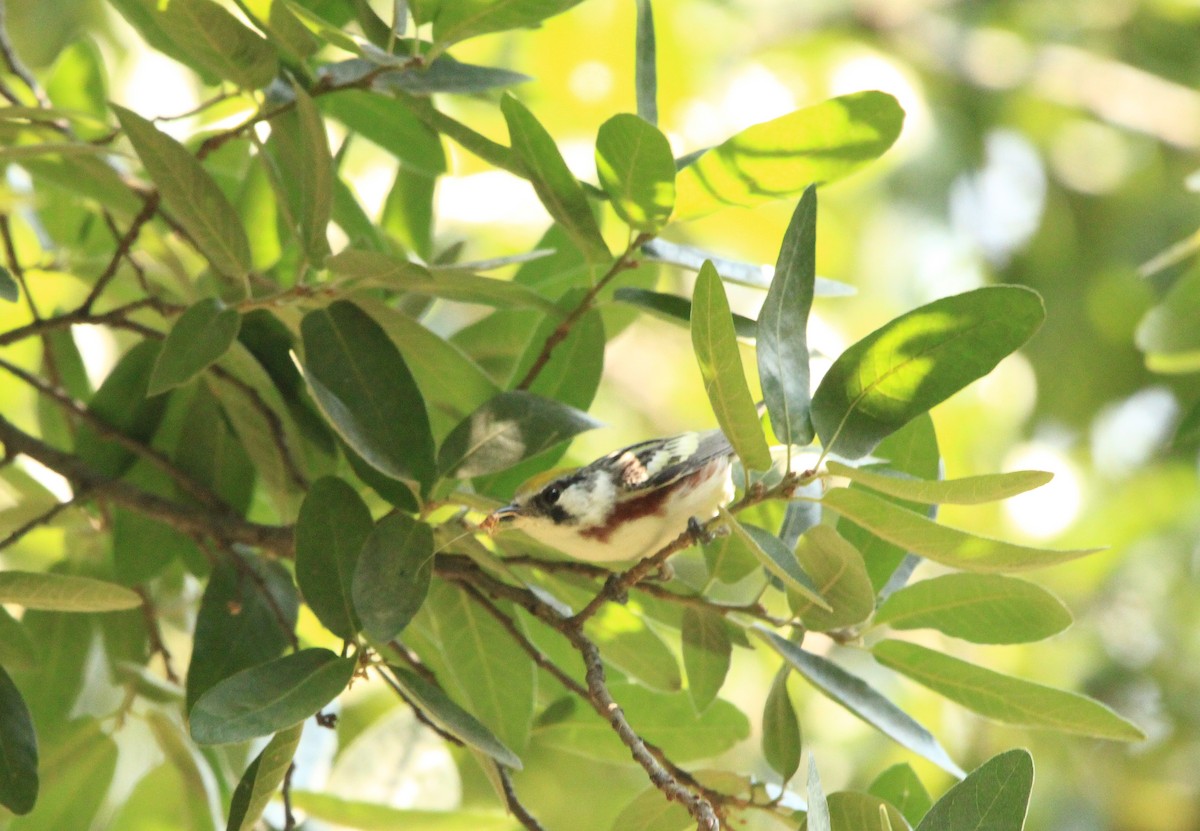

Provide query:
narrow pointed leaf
left=0, top=266, right=17, bottom=302
left=191, top=648, right=355, bottom=744
left=113, top=105, right=251, bottom=286
left=812, top=287, right=1044, bottom=459
left=615, top=287, right=758, bottom=339
left=76, top=339, right=169, bottom=478
left=807, top=756, right=831, bottom=831
left=681, top=607, right=731, bottom=712
left=0, top=571, right=141, bottom=612
left=438, top=390, right=601, bottom=478
left=300, top=299, right=436, bottom=488
left=827, top=461, right=1052, bottom=505
left=501, top=94, right=609, bottom=262
left=675, top=91, right=904, bottom=220
left=869, top=764, right=932, bottom=828
left=353, top=512, right=434, bottom=641
left=388, top=665, right=522, bottom=769
left=758, top=186, right=817, bottom=449
left=148, top=299, right=242, bottom=395
left=790, top=525, right=874, bottom=631
left=426, top=0, right=586, bottom=47
left=295, top=476, right=373, bottom=639
left=266, top=83, right=333, bottom=262
left=799, top=792, right=911, bottom=831
left=225, top=723, right=304, bottom=831
left=874, top=574, right=1072, bottom=644
left=822, top=487, right=1100, bottom=572
left=758, top=630, right=964, bottom=777
left=915, top=749, right=1033, bottom=831
left=595, top=113, right=674, bottom=232
left=640, top=238, right=855, bottom=296
left=761, top=668, right=801, bottom=781
left=729, top=513, right=828, bottom=609
left=634, top=0, right=657, bottom=125
left=873, top=640, right=1145, bottom=741
left=290, top=790, right=519, bottom=830
left=693, top=262, right=772, bottom=471
left=0, top=665, right=38, bottom=815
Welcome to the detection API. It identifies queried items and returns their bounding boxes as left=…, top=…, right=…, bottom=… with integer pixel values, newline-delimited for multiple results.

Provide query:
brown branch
left=0, top=213, right=39, bottom=320
left=0, top=414, right=294, bottom=557
left=0, top=495, right=77, bottom=552
left=281, top=763, right=297, bottom=831
left=206, top=364, right=309, bottom=491
left=0, top=0, right=49, bottom=109
left=514, top=234, right=651, bottom=391
left=0, top=298, right=171, bottom=347
left=496, top=764, right=549, bottom=831
left=79, top=192, right=161, bottom=314
left=134, top=586, right=180, bottom=684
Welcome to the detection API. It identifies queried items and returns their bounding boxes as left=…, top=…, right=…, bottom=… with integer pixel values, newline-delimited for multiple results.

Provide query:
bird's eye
left=543, top=483, right=562, bottom=504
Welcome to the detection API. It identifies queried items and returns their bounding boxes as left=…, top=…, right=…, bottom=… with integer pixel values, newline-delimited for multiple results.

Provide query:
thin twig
left=0, top=495, right=77, bottom=552
left=79, top=192, right=161, bottom=314
left=0, top=297, right=171, bottom=347
left=0, top=0, right=49, bottom=108
left=496, top=764, right=549, bottom=831
left=0, top=213, right=39, bottom=320
left=134, top=586, right=180, bottom=683
left=281, top=763, right=297, bottom=831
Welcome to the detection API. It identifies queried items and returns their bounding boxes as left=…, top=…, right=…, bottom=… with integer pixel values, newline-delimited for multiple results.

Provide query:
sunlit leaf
left=869, top=763, right=931, bottom=828
left=807, top=756, right=831, bottom=831
left=682, top=607, right=732, bottom=712
left=727, top=513, right=827, bottom=609
left=595, top=113, right=674, bottom=232
left=614, top=287, right=757, bottom=339
left=790, top=525, right=874, bottom=631
left=799, top=792, right=911, bottom=831
left=424, top=0, right=586, bottom=48
left=225, top=723, right=303, bottom=831
left=634, top=0, right=657, bottom=125
left=0, top=571, right=141, bottom=612
left=147, top=299, right=242, bottom=395
left=873, top=640, right=1145, bottom=741
left=826, top=462, right=1052, bottom=505
left=915, top=749, right=1033, bottom=831
left=639, top=238, right=855, bottom=296
left=291, top=790, right=521, bottom=830
left=812, top=287, right=1043, bottom=459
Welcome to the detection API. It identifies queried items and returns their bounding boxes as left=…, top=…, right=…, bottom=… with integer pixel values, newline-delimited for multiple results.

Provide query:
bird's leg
left=687, top=516, right=715, bottom=545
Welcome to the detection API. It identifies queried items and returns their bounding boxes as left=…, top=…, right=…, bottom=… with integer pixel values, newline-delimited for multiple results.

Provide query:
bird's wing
left=599, top=429, right=733, bottom=497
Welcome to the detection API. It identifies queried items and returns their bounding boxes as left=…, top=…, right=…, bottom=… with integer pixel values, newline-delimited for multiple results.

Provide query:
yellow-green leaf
left=826, top=461, right=1053, bottom=505
left=0, top=571, right=142, bottom=612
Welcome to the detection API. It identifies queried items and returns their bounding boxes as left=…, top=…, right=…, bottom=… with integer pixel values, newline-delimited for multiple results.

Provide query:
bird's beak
left=481, top=504, right=521, bottom=535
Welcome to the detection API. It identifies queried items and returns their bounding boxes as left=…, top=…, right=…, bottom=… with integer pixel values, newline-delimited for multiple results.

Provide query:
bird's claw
left=687, top=516, right=715, bottom=545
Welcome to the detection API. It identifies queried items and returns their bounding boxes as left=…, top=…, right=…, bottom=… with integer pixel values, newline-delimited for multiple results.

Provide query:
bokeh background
left=5, top=0, right=1200, bottom=829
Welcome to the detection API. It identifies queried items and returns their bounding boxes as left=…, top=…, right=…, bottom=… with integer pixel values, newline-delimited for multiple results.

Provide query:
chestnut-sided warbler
left=481, top=429, right=736, bottom=563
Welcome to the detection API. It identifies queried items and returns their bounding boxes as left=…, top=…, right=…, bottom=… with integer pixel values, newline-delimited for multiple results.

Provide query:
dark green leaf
left=635, top=0, right=657, bottom=125
left=758, top=630, right=964, bottom=777
left=822, top=487, right=1100, bottom=572
left=371, top=54, right=532, bottom=95
left=827, top=461, right=1053, bottom=505
left=873, top=640, right=1145, bottom=741
left=148, top=299, right=242, bottom=395
left=692, top=262, right=772, bottom=470
left=681, top=608, right=731, bottom=712
left=790, top=525, right=874, bottom=631
left=265, top=83, right=334, bottom=262
left=811, top=287, right=1044, bottom=459
left=173, top=381, right=256, bottom=514
left=501, top=94, right=609, bottom=262
left=595, top=113, right=674, bottom=232
left=799, top=792, right=912, bottom=831
left=113, top=105, right=252, bottom=288
left=320, top=90, right=447, bottom=174
left=300, top=299, right=436, bottom=488
left=758, top=186, right=816, bottom=449
left=352, top=512, right=434, bottom=641
left=614, top=287, right=757, bottom=339
left=75, top=339, right=169, bottom=478
left=225, top=723, right=304, bottom=831
left=438, top=390, right=601, bottom=478
left=731, top=515, right=827, bottom=609
left=112, top=502, right=198, bottom=585
left=191, top=648, right=355, bottom=744
left=869, top=763, right=932, bottom=828
left=186, top=556, right=298, bottom=712
left=0, top=664, right=38, bottom=814
left=915, top=749, right=1033, bottom=831
left=874, top=574, right=1072, bottom=644
left=762, top=668, right=801, bottom=782
left=0, top=265, right=17, bottom=302
left=674, top=91, right=904, bottom=220
left=425, top=0, right=586, bottom=48
left=296, top=477, right=373, bottom=639
left=0, top=571, right=142, bottom=612
left=387, top=665, right=523, bottom=768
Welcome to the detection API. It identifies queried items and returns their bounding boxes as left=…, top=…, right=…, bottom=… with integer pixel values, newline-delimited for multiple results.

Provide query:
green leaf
left=614, top=287, right=757, bottom=339
left=173, top=382, right=255, bottom=514
left=869, top=763, right=931, bottom=828
left=186, top=556, right=298, bottom=712
left=702, top=523, right=762, bottom=585
left=225, top=723, right=303, bottom=831
left=692, top=262, right=772, bottom=471
left=758, top=630, right=964, bottom=777
left=790, top=525, right=874, bottom=632
left=0, top=571, right=142, bottom=612
left=800, top=792, right=912, bottom=831
left=534, top=682, right=749, bottom=764
left=634, top=0, right=657, bottom=125
left=75, top=339, right=169, bottom=478
left=595, top=113, right=675, bottom=232
left=265, top=83, right=333, bottom=262
left=807, top=756, right=831, bottom=831
left=425, top=0, right=586, bottom=48
left=300, top=299, right=436, bottom=488
left=0, top=607, right=37, bottom=671
left=874, top=574, right=1072, bottom=644
left=1175, top=395, right=1200, bottom=445
left=290, top=790, right=521, bottom=830
left=8, top=719, right=116, bottom=831
left=915, top=749, right=1033, bottom=831
left=0, top=664, right=38, bottom=815
left=822, top=487, right=1100, bottom=573
left=327, top=249, right=558, bottom=312
left=873, top=640, right=1145, bottom=741
left=320, top=90, right=446, bottom=175
left=640, top=238, right=855, bottom=296
left=113, top=105, right=252, bottom=288
left=295, top=477, right=373, bottom=640
left=387, top=665, right=523, bottom=768
left=369, top=55, right=533, bottom=95
left=610, top=785, right=690, bottom=831
left=728, top=513, right=828, bottom=609
left=758, top=186, right=817, bottom=450
left=191, top=648, right=355, bottom=745
left=812, top=287, right=1044, bottom=459
left=501, top=94, right=609, bottom=262
left=1136, top=265, right=1200, bottom=373
left=762, top=668, right=801, bottom=782
left=0, top=265, right=17, bottom=302
left=681, top=608, right=732, bottom=712
left=827, top=461, right=1053, bottom=505
left=148, top=299, right=242, bottom=395
left=586, top=603, right=681, bottom=693
left=674, top=91, right=904, bottom=220
left=438, top=390, right=601, bottom=478
left=352, top=512, right=434, bottom=641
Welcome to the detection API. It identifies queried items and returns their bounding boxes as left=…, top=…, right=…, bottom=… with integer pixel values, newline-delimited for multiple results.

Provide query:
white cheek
left=556, top=477, right=613, bottom=528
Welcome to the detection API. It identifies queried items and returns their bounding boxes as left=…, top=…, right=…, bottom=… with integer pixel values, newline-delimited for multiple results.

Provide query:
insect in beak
left=481, top=505, right=520, bottom=535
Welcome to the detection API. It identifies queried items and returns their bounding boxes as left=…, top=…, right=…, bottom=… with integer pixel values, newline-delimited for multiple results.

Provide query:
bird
left=481, top=428, right=736, bottom=563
